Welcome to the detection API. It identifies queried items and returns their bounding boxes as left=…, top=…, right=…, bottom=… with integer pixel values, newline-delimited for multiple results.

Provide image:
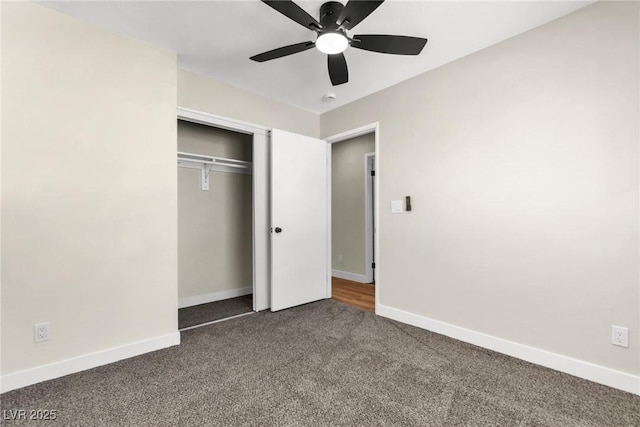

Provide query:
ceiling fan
left=250, top=0, right=428, bottom=86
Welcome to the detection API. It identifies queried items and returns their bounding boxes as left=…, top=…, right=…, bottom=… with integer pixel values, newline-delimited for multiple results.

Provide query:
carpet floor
left=2, top=300, right=639, bottom=426
left=178, top=295, right=253, bottom=329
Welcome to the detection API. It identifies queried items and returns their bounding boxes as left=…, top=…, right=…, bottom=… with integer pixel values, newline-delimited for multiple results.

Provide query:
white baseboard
left=376, top=304, right=640, bottom=396
left=1, top=332, right=180, bottom=393
left=332, top=269, right=368, bottom=283
left=178, top=287, right=252, bottom=309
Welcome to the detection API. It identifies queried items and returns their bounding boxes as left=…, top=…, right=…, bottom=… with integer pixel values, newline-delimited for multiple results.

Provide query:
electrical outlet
left=611, top=325, right=628, bottom=348
left=34, top=322, right=50, bottom=343
left=338, top=254, right=343, bottom=263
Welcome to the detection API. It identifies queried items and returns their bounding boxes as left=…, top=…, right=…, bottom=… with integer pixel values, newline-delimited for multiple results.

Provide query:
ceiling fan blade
left=337, top=1, right=385, bottom=30
left=351, top=35, right=427, bottom=55
left=328, top=53, right=348, bottom=86
left=250, top=41, right=315, bottom=62
left=262, top=1, right=321, bottom=30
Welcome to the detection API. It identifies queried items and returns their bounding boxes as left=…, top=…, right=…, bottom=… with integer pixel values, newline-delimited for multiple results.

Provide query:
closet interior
left=177, top=119, right=254, bottom=330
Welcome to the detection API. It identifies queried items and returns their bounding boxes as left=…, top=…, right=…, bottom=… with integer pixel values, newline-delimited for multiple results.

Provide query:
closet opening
left=177, top=119, right=255, bottom=330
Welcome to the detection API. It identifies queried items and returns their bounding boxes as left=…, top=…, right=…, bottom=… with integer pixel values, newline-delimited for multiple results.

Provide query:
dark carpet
left=2, top=300, right=639, bottom=426
left=178, top=294, right=253, bottom=329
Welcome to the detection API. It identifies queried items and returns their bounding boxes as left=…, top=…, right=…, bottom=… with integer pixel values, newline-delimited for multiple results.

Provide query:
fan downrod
left=320, top=2, right=344, bottom=29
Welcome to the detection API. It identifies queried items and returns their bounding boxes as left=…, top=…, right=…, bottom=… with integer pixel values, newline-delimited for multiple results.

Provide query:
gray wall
left=178, top=121, right=252, bottom=302
left=321, top=1, right=639, bottom=375
left=2, top=2, right=177, bottom=375
left=332, top=133, right=375, bottom=277
left=179, top=70, right=320, bottom=138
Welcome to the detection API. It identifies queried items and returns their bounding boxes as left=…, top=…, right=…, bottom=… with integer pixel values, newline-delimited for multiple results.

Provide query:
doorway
left=176, top=108, right=334, bottom=318
left=326, top=124, right=379, bottom=313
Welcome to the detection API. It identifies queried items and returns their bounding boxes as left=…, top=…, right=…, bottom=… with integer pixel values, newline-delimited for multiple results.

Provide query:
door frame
left=325, top=123, right=380, bottom=310
left=177, top=107, right=271, bottom=312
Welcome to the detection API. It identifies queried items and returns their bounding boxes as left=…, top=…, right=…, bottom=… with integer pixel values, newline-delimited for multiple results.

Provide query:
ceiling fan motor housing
left=320, top=2, right=345, bottom=29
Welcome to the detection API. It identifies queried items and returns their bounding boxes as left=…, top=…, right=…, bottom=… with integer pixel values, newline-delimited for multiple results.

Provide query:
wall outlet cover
left=611, top=325, right=629, bottom=348
left=391, top=200, right=403, bottom=214
left=34, top=322, right=50, bottom=343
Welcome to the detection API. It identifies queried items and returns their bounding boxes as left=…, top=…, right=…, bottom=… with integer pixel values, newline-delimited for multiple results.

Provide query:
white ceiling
left=39, top=0, right=593, bottom=113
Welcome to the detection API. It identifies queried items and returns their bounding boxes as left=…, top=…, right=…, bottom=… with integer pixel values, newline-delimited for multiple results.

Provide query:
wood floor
left=331, top=277, right=375, bottom=312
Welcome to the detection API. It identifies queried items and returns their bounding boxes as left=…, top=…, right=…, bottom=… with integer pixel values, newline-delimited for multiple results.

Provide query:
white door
left=271, top=129, right=329, bottom=311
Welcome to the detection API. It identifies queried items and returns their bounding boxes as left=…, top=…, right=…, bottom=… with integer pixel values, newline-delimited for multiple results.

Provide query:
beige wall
left=1, top=2, right=177, bottom=375
left=332, top=134, right=375, bottom=276
left=178, top=121, right=252, bottom=301
left=321, top=1, right=639, bottom=375
left=179, top=70, right=319, bottom=138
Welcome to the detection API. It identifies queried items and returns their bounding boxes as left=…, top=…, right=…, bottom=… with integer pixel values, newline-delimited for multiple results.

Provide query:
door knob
left=275, top=227, right=283, bottom=233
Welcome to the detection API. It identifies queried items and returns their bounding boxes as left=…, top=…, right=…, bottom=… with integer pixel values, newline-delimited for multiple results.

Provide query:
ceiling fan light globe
left=316, top=32, right=348, bottom=55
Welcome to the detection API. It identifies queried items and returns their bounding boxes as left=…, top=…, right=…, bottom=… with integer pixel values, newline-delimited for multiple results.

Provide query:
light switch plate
left=391, top=200, right=403, bottom=214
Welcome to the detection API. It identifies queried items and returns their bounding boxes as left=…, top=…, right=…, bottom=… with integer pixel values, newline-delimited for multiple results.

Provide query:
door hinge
left=371, top=170, right=376, bottom=177
left=372, top=262, right=376, bottom=269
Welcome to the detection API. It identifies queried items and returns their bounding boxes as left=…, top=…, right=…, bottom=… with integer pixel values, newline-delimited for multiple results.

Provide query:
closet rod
left=177, top=151, right=251, bottom=169
left=177, top=151, right=252, bottom=191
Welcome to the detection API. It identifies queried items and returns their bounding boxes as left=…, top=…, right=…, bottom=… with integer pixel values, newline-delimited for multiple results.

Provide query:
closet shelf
left=177, top=151, right=252, bottom=191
